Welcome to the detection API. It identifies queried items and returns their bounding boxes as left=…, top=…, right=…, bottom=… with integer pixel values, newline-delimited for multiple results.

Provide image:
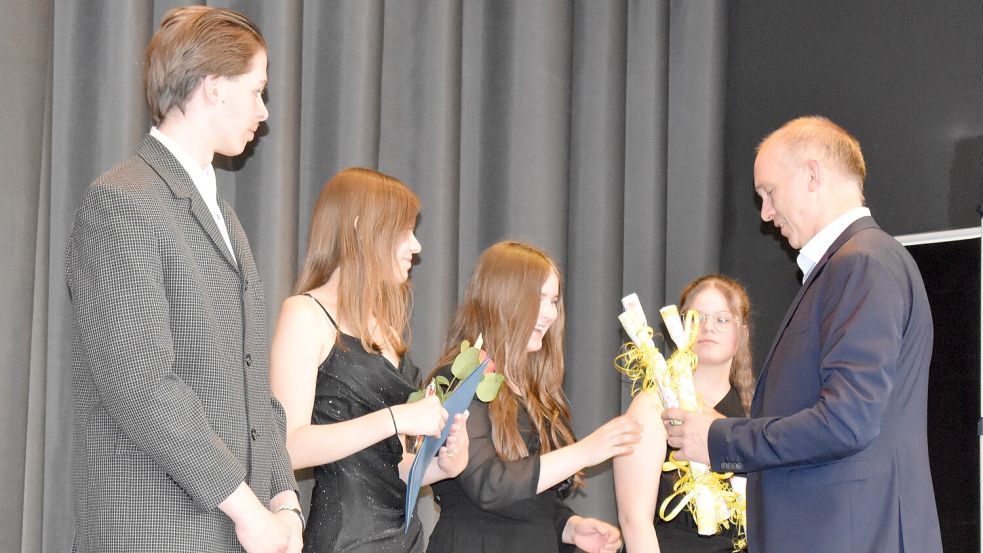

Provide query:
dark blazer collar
left=751, top=216, right=879, bottom=415
left=136, top=135, right=240, bottom=272
left=799, top=216, right=878, bottom=291
left=137, top=135, right=195, bottom=199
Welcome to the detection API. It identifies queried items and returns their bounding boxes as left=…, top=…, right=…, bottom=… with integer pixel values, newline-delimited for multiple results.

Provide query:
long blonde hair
left=431, top=241, right=579, bottom=483
left=679, top=274, right=754, bottom=415
left=294, top=167, right=420, bottom=356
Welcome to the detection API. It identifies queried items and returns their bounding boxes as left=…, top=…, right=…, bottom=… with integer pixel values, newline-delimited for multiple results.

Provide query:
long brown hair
left=432, top=241, right=579, bottom=480
left=679, top=274, right=754, bottom=415
left=294, top=167, right=420, bottom=356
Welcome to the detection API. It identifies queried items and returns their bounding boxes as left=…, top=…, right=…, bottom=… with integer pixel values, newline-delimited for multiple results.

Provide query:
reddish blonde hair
left=295, top=167, right=420, bottom=356
left=679, top=274, right=754, bottom=415
left=145, top=6, right=266, bottom=125
left=760, top=115, right=867, bottom=192
left=431, top=241, right=580, bottom=485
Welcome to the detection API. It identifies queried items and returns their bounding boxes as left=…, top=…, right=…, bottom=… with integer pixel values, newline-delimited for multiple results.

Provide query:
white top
left=150, top=127, right=236, bottom=262
left=796, top=207, right=871, bottom=282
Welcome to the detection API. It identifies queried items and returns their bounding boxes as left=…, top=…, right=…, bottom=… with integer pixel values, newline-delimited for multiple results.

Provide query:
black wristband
left=387, top=406, right=399, bottom=435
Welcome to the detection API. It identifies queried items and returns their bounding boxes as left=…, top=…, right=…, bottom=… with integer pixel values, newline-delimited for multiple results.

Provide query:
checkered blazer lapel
left=136, top=136, right=240, bottom=272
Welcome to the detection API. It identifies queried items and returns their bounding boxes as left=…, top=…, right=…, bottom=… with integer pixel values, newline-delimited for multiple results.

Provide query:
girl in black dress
left=426, top=241, right=642, bottom=553
left=614, top=274, right=754, bottom=552
left=270, top=168, right=469, bottom=552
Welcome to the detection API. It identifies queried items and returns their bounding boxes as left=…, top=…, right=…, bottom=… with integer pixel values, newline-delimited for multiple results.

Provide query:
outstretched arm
left=538, top=414, right=642, bottom=493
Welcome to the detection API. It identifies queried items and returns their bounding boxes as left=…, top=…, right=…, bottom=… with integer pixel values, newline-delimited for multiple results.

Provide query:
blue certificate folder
left=403, top=358, right=489, bottom=532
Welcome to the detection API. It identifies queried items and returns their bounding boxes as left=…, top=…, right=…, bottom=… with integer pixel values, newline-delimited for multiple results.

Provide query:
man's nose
left=760, top=199, right=774, bottom=222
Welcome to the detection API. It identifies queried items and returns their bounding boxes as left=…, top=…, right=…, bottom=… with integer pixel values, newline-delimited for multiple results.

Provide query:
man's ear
left=805, top=158, right=821, bottom=192
left=201, top=74, right=224, bottom=106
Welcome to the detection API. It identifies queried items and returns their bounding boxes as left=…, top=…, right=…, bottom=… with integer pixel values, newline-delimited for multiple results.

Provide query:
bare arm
left=614, top=392, right=665, bottom=552
left=270, top=296, right=445, bottom=470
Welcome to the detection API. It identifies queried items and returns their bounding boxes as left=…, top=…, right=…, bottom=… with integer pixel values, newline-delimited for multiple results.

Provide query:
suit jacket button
left=250, top=429, right=259, bottom=441
left=245, top=353, right=252, bottom=366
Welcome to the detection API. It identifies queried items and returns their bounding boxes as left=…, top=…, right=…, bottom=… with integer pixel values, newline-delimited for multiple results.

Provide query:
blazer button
left=250, top=428, right=259, bottom=441
left=245, top=353, right=252, bottom=366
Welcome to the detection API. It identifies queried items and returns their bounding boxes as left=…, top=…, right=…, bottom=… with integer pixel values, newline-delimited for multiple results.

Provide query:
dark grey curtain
left=0, top=1, right=726, bottom=550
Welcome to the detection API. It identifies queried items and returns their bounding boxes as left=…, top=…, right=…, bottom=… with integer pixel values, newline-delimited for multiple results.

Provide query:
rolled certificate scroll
left=615, top=294, right=746, bottom=548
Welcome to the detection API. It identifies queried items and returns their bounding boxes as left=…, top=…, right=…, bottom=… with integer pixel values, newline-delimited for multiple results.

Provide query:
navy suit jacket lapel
left=750, top=216, right=879, bottom=416
left=137, top=136, right=240, bottom=272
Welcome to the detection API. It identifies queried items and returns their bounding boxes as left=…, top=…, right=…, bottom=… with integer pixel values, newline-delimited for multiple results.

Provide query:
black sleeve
left=452, top=400, right=544, bottom=519
left=552, top=492, right=576, bottom=553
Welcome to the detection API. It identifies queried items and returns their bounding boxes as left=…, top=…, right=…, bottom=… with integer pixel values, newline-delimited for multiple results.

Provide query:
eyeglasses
left=694, top=311, right=739, bottom=333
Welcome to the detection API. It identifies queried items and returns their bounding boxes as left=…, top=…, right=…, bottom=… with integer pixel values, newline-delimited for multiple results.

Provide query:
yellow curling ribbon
left=614, top=306, right=747, bottom=552
left=613, top=326, right=661, bottom=396
left=659, top=452, right=746, bottom=551
left=659, top=452, right=732, bottom=521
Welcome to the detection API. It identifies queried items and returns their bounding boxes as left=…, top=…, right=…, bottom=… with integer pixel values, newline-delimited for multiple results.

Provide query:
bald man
left=663, top=116, right=942, bottom=552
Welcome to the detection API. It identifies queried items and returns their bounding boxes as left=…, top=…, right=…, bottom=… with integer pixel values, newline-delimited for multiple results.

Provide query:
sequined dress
left=302, top=295, right=422, bottom=553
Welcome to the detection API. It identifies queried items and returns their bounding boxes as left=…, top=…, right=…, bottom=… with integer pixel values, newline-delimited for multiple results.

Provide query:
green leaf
left=450, top=346, right=480, bottom=380
left=407, top=389, right=425, bottom=403
left=435, top=375, right=450, bottom=387
left=460, top=340, right=471, bottom=353
left=476, top=373, right=505, bottom=402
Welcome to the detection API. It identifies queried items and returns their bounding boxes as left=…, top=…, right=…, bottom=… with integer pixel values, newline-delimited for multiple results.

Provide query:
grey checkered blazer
left=66, top=136, right=297, bottom=552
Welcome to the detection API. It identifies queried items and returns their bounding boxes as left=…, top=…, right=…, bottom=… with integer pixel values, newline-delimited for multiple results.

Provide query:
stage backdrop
left=1, top=2, right=728, bottom=551
left=6, top=0, right=983, bottom=551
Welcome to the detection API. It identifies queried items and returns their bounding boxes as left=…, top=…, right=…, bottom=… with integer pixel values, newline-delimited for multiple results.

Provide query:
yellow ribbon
left=613, top=326, right=661, bottom=396
left=615, top=309, right=747, bottom=551
left=659, top=452, right=747, bottom=551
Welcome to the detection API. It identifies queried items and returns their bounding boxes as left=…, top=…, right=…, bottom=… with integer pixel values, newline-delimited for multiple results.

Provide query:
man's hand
left=272, top=509, right=303, bottom=553
left=271, top=490, right=304, bottom=553
left=220, top=483, right=292, bottom=553
left=661, top=407, right=720, bottom=465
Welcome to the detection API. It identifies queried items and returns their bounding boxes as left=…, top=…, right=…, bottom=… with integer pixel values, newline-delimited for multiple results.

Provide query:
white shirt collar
left=149, top=127, right=215, bottom=191
left=149, top=127, right=234, bottom=261
left=796, top=206, right=871, bottom=282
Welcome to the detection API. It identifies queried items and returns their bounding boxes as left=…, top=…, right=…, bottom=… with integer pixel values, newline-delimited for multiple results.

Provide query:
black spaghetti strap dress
left=302, top=295, right=423, bottom=553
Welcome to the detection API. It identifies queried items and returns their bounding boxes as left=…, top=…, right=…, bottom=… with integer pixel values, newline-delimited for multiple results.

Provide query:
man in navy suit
left=663, top=116, right=942, bottom=552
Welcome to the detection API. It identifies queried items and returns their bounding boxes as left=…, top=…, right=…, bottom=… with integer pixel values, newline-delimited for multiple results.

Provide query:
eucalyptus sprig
left=410, top=335, right=504, bottom=403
